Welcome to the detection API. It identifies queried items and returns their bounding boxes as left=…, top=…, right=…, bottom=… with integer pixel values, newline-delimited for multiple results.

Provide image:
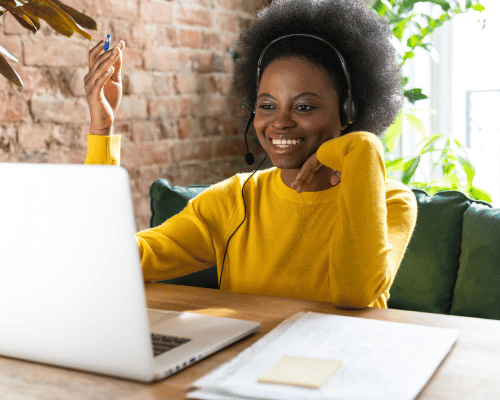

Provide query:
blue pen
left=104, top=34, right=111, bottom=51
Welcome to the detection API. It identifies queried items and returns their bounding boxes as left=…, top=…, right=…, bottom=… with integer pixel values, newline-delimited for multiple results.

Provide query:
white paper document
left=188, top=311, right=459, bottom=400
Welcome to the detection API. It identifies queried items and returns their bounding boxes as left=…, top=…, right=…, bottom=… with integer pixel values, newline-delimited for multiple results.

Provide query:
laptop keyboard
left=151, top=333, right=191, bottom=357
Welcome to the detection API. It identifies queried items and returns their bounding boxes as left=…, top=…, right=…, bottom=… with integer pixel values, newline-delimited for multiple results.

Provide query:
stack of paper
left=189, top=311, right=459, bottom=400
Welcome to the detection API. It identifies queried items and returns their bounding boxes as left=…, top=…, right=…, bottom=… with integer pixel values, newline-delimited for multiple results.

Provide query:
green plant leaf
left=385, top=157, right=405, bottom=171
left=470, top=186, right=492, bottom=202
left=383, top=111, right=403, bottom=152
left=419, top=133, right=443, bottom=154
left=0, top=53, right=23, bottom=87
left=472, top=4, right=485, bottom=12
left=404, top=113, right=427, bottom=137
left=402, top=156, right=420, bottom=184
left=458, top=157, right=476, bottom=186
left=404, top=88, right=428, bottom=104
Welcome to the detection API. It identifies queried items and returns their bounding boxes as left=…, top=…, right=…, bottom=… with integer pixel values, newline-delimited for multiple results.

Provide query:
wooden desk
left=1, top=283, right=500, bottom=399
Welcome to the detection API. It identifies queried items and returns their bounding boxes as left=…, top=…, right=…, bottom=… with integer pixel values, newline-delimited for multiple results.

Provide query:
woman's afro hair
left=231, top=0, right=403, bottom=136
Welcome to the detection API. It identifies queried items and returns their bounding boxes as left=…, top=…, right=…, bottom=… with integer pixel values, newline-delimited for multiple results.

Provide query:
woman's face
left=253, top=56, right=344, bottom=170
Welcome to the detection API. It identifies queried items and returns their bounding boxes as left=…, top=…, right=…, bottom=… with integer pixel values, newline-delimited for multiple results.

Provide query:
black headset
left=244, top=33, right=357, bottom=165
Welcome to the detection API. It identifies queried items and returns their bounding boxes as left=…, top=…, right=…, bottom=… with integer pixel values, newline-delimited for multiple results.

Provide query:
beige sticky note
left=258, top=355, right=342, bottom=388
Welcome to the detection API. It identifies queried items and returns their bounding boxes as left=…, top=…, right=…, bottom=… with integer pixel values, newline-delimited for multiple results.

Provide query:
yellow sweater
left=85, top=132, right=417, bottom=309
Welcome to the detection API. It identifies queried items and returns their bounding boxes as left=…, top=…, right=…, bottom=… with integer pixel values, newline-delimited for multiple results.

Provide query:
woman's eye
left=296, top=104, right=315, bottom=111
left=259, top=104, right=275, bottom=110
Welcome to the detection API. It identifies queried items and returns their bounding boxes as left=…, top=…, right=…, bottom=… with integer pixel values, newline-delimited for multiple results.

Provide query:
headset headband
left=256, top=33, right=353, bottom=97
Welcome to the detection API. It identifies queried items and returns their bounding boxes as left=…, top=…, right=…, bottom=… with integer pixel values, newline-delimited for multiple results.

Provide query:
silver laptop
left=0, top=162, right=260, bottom=382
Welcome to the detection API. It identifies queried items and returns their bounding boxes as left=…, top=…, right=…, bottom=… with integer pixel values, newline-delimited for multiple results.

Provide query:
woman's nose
left=271, top=109, right=295, bottom=129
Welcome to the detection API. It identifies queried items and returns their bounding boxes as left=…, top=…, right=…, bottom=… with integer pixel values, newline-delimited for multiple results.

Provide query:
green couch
left=150, top=179, right=500, bottom=320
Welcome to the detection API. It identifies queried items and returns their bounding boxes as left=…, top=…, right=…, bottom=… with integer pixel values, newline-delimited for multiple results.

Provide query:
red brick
left=220, top=75, right=232, bottom=94
left=149, top=97, right=190, bottom=119
left=0, top=36, right=22, bottom=62
left=177, top=7, right=213, bottom=28
left=115, top=96, right=148, bottom=121
left=219, top=13, right=239, bottom=32
left=0, top=124, right=17, bottom=153
left=11, top=66, right=45, bottom=94
left=218, top=0, right=239, bottom=10
left=4, top=12, right=27, bottom=34
left=113, top=122, right=134, bottom=143
left=181, top=0, right=214, bottom=6
left=31, top=95, right=89, bottom=124
left=121, top=141, right=171, bottom=167
left=200, top=116, right=222, bottom=136
left=159, top=119, right=177, bottom=139
left=171, top=139, right=212, bottom=162
left=132, top=120, right=159, bottom=142
left=0, top=93, right=24, bottom=122
left=107, top=20, right=135, bottom=47
left=68, top=68, right=87, bottom=96
left=132, top=23, right=177, bottom=48
left=92, top=0, right=138, bottom=20
left=66, top=148, right=88, bottom=164
left=122, top=47, right=144, bottom=70
left=152, top=72, right=172, bottom=95
left=178, top=117, right=193, bottom=139
left=18, top=124, right=51, bottom=151
left=214, top=136, right=246, bottom=157
left=173, top=72, right=195, bottom=94
left=23, top=41, right=87, bottom=67
left=144, top=48, right=180, bottom=71
left=195, top=75, right=218, bottom=94
left=180, top=29, right=201, bottom=48
left=191, top=52, right=227, bottom=73
left=201, top=32, right=221, bottom=50
left=192, top=93, right=227, bottom=117
left=140, top=1, right=174, bottom=24
left=131, top=165, right=162, bottom=195
left=126, top=70, right=154, bottom=95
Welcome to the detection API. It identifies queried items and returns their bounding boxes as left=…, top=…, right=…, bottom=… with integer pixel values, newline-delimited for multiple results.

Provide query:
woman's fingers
left=84, top=47, right=122, bottom=96
left=331, top=170, right=342, bottom=186
left=110, top=41, right=125, bottom=82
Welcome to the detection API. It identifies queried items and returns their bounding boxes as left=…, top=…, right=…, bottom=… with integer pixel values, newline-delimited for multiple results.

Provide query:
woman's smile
left=253, top=56, right=344, bottom=174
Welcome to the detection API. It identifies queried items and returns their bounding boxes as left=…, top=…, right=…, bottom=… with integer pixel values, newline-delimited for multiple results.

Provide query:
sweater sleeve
left=84, top=134, right=121, bottom=165
left=136, top=175, right=243, bottom=282
left=317, top=131, right=417, bottom=308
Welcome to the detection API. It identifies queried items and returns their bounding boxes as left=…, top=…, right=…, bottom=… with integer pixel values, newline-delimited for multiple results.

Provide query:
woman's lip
left=267, top=137, right=305, bottom=153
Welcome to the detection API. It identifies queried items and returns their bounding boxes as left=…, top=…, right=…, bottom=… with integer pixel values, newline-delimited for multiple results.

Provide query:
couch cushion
left=450, top=203, right=500, bottom=320
left=388, top=190, right=485, bottom=314
left=149, top=179, right=218, bottom=289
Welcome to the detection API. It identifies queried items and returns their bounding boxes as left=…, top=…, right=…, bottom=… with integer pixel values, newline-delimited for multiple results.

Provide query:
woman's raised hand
left=290, top=152, right=342, bottom=193
left=84, top=39, right=125, bottom=136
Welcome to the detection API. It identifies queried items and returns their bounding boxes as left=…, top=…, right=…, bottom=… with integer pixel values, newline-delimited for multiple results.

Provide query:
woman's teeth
left=272, top=138, right=303, bottom=148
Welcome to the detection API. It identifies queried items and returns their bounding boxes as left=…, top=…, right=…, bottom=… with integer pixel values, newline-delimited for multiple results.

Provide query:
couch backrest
left=449, top=203, right=500, bottom=320
left=387, top=189, right=495, bottom=317
left=150, top=180, right=500, bottom=319
left=149, top=179, right=216, bottom=288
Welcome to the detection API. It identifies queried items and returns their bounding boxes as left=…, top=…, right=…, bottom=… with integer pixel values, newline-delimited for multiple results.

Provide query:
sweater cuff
left=84, top=134, right=121, bottom=165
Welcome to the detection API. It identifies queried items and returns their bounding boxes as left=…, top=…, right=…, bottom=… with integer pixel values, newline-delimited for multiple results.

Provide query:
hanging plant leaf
left=8, top=6, right=39, bottom=32
left=49, top=0, right=97, bottom=30
left=0, top=44, right=19, bottom=63
left=0, top=0, right=25, bottom=7
left=20, top=0, right=92, bottom=40
left=0, top=53, right=23, bottom=87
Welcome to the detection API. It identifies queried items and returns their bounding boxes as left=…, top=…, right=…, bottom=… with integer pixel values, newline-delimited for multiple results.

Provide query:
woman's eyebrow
left=256, top=92, right=322, bottom=101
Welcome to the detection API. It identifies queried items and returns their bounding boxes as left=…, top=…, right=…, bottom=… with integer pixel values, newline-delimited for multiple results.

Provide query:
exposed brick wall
left=0, top=0, right=269, bottom=231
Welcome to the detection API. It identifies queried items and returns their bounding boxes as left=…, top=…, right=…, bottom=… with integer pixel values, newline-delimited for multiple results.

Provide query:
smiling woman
left=84, top=0, right=418, bottom=309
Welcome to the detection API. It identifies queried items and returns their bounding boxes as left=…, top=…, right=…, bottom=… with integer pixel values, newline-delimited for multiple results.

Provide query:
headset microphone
left=243, top=110, right=256, bottom=165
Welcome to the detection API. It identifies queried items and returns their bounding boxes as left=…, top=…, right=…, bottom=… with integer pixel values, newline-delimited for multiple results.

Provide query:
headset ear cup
left=342, top=99, right=352, bottom=125
left=349, top=99, right=357, bottom=123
